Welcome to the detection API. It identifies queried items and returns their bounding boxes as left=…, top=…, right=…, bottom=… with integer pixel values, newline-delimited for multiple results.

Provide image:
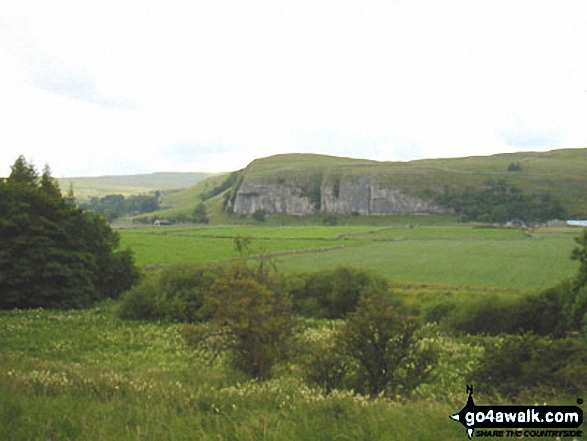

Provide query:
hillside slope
left=58, top=172, right=215, bottom=199
left=226, top=149, right=587, bottom=218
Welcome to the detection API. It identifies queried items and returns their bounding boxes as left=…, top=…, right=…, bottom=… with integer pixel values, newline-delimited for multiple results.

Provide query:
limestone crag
left=232, top=175, right=447, bottom=215
left=232, top=181, right=317, bottom=215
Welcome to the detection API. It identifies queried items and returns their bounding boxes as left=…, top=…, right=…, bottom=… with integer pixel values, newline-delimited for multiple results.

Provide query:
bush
left=119, top=264, right=222, bottom=321
left=252, top=208, right=266, bottom=223
left=340, top=292, right=436, bottom=398
left=288, top=266, right=393, bottom=319
left=515, top=285, right=568, bottom=336
left=440, top=294, right=526, bottom=335
left=301, top=292, right=436, bottom=398
left=439, top=283, right=575, bottom=337
left=421, top=298, right=458, bottom=324
left=192, top=203, right=209, bottom=224
left=118, top=274, right=166, bottom=320
left=298, top=322, right=352, bottom=394
left=471, top=334, right=587, bottom=399
left=322, top=213, right=338, bottom=226
left=203, top=275, right=295, bottom=380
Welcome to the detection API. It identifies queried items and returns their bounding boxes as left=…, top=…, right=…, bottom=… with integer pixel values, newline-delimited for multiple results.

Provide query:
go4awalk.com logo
left=450, top=386, right=583, bottom=439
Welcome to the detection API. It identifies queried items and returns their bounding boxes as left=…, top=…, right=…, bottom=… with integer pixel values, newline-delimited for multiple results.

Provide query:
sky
left=1, top=0, right=587, bottom=177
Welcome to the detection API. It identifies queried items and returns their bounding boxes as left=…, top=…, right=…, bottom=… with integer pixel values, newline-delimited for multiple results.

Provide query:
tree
left=472, top=334, right=587, bottom=398
left=0, top=156, right=140, bottom=309
left=322, top=213, right=338, bottom=226
left=204, top=275, right=294, bottom=379
left=296, top=266, right=391, bottom=319
left=340, top=292, right=436, bottom=398
left=491, top=204, right=509, bottom=224
left=192, top=203, right=209, bottom=224
left=79, top=193, right=159, bottom=222
left=571, top=229, right=587, bottom=287
left=437, top=179, right=565, bottom=223
left=566, top=229, right=587, bottom=330
left=177, top=235, right=294, bottom=379
left=252, top=208, right=266, bottom=223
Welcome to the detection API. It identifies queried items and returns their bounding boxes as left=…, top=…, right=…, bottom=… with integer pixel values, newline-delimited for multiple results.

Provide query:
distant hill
left=227, top=148, right=587, bottom=219
left=58, top=172, right=216, bottom=200
left=130, top=148, right=587, bottom=224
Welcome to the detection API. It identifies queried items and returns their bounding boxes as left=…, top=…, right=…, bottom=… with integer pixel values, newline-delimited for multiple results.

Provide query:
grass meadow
left=1, top=303, right=474, bottom=441
left=2, top=223, right=584, bottom=440
left=119, top=225, right=579, bottom=290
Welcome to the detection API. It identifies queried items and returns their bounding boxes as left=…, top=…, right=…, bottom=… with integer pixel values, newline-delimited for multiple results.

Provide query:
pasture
left=2, top=223, right=584, bottom=440
left=119, top=225, right=580, bottom=290
left=0, top=303, right=471, bottom=441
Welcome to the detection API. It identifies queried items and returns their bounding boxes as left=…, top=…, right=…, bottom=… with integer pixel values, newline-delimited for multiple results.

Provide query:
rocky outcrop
left=232, top=174, right=447, bottom=216
left=232, top=180, right=317, bottom=215
left=321, top=176, right=446, bottom=215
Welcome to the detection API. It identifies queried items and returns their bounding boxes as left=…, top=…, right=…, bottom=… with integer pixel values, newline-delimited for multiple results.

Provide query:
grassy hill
left=114, top=148, right=587, bottom=224
left=235, top=148, right=587, bottom=218
left=58, top=172, right=215, bottom=200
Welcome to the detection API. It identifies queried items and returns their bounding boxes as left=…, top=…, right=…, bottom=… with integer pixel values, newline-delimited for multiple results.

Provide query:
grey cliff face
left=232, top=175, right=447, bottom=216
left=232, top=180, right=317, bottom=215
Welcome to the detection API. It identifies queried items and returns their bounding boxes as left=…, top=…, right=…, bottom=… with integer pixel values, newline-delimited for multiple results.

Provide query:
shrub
left=252, top=208, right=267, bottom=223
left=118, top=273, right=167, bottom=320
left=471, top=334, right=587, bottom=399
left=515, top=285, right=568, bottom=336
left=119, top=264, right=222, bottom=321
left=439, top=283, right=576, bottom=337
left=340, top=293, right=436, bottom=398
left=298, top=322, right=352, bottom=394
left=192, top=203, right=209, bottom=224
left=440, top=294, right=525, bottom=335
left=289, top=266, right=392, bottom=319
left=421, top=298, right=458, bottom=324
left=203, top=275, right=295, bottom=380
left=322, top=213, right=338, bottom=226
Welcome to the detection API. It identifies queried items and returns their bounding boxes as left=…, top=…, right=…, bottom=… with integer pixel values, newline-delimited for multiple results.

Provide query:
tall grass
left=1, top=303, right=474, bottom=440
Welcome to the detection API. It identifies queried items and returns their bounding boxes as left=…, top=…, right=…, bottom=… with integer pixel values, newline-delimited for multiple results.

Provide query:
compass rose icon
left=449, top=385, right=476, bottom=439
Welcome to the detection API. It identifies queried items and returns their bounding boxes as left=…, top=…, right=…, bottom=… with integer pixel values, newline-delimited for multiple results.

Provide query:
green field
left=3, top=223, right=585, bottom=440
left=5, top=151, right=587, bottom=441
left=0, top=303, right=481, bottom=441
left=119, top=225, right=580, bottom=290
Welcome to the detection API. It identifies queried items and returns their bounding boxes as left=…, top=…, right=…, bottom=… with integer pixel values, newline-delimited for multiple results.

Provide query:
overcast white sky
left=1, top=1, right=587, bottom=177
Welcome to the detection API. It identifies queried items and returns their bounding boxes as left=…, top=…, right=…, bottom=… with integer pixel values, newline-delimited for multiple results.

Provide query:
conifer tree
left=0, top=156, right=140, bottom=309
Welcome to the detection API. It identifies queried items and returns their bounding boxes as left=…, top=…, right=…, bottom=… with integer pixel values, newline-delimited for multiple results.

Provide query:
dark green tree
left=565, top=229, right=587, bottom=331
left=471, top=334, right=587, bottom=398
left=571, top=229, right=587, bottom=287
left=437, top=179, right=565, bottom=223
left=340, top=292, right=436, bottom=398
left=491, top=204, right=509, bottom=224
left=79, top=193, right=159, bottom=222
left=192, top=203, right=209, bottom=224
left=252, top=208, right=266, bottom=223
left=204, top=275, right=295, bottom=380
left=0, top=156, right=140, bottom=309
left=295, top=266, right=391, bottom=319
